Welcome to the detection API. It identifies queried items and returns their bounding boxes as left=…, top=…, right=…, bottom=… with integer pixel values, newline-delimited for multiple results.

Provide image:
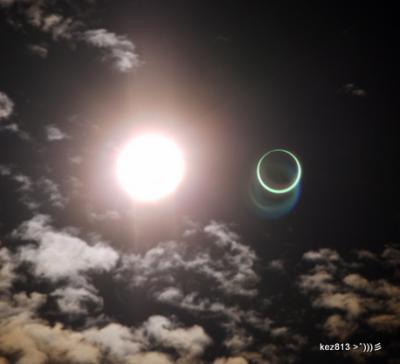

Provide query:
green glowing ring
left=256, top=149, right=302, bottom=194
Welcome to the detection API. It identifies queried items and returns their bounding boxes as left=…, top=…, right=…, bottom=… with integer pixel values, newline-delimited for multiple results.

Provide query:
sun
left=117, top=133, right=185, bottom=202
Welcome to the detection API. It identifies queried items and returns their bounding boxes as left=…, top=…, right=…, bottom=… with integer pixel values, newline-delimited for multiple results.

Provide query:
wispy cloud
left=23, top=0, right=80, bottom=40
left=82, top=29, right=141, bottom=72
left=51, top=286, right=103, bottom=316
left=82, top=323, right=145, bottom=359
left=0, top=164, right=12, bottom=176
left=13, top=173, right=34, bottom=192
left=6, top=216, right=398, bottom=362
left=116, top=222, right=306, bottom=361
left=45, top=125, right=69, bottom=141
left=0, top=245, right=211, bottom=364
left=0, top=314, right=101, bottom=364
left=323, top=314, right=358, bottom=340
left=0, top=218, right=312, bottom=363
left=37, top=177, right=66, bottom=208
left=119, top=221, right=259, bottom=298
left=0, top=122, right=31, bottom=140
left=28, top=44, right=48, bottom=58
left=0, top=247, right=16, bottom=292
left=142, top=315, right=212, bottom=358
left=126, top=352, right=173, bottom=364
left=341, top=83, right=367, bottom=97
left=268, top=259, right=285, bottom=271
left=69, top=155, right=83, bottom=165
left=2, top=1, right=142, bottom=73
left=299, top=246, right=400, bottom=338
left=214, top=358, right=248, bottom=364
left=89, top=209, right=121, bottom=222
left=0, top=0, right=16, bottom=7
left=0, top=91, right=14, bottom=120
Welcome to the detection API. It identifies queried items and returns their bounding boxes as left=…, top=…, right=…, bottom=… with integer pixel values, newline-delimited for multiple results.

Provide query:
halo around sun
left=117, top=133, right=185, bottom=202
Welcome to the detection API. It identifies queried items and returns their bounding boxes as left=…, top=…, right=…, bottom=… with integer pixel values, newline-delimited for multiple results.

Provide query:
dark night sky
left=1, top=1, right=400, bottom=364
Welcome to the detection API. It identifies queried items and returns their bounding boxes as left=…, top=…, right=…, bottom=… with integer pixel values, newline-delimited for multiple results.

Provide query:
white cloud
left=142, top=315, right=212, bottom=357
left=0, top=165, right=11, bottom=176
left=120, top=221, right=259, bottom=298
left=83, top=323, right=144, bottom=358
left=116, top=221, right=285, bottom=355
left=126, top=352, right=173, bottom=364
left=155, top=287, right=273, bottom=333
left=343, top=273, right=371, bottom=291
left=2, top=1, right=142, bottom=73
left=367, top=314, right=400, bottom=332
left=223, top=328, right=253, bottom=352
left=19, top=194, right=40, bottom=211
left=302, top=248, right=340, bottom=263
left=2, top=122, right=18, bottom=132
left=82, top=316, right=211, bottom=362
left=0, top=292, right=47, bottom=321
left=0, top=259, right=178, bottom=364
left=24, top=0, right=43, bottom=27
left=0, top=122, right=31, bottom=139
left=28, top=44, right=48, bottom=58
left=382, top=245, right=400, bottom=266
left=1, top=215, right=318, bottom=363
left=69, top=155, right=83, bottom=165
left=214, top=358, right=248, bottom=364
left=323, top=314, right=358, bottom=340
left=37, top=177, right=67, bottom=208
left=51, top=286, right=103, bottom=315
left=298, top=270, right=335, bottom=292
left=82, top=29, right=141, bottom=72
left=299, top=245, right=400, bottom=340
left=270, top=326, right=289, bottom=338
left=268, top=259, right=285, bottom=271
left=13, top=214, right=119, bottom=281
left=0, top=167, right=41, bottom=208
left=24, top=1, right=79, bottom=40
left=0, top=0, right=15, bottom=7
left=45, top=125, right=68, bottom=141
left=0, top=247, right=16, bottom=293
left=0, top=317, right=101, bottom=364
left=89, top=209, right=121, bottom=222
left=356, top=249, right=378, bottom=261
left=0, top=91, right=14, bottom=120
left=13, top=174, right=33, bottom=192
left=0, top=122, right=31, bottom=140
left=203, top=221, right=259, bottom=296
left=156, top=286, right=183, bottom=303
left=342, top=83, right=367, bottom=97
left=314, top=292, right=366, bottom=318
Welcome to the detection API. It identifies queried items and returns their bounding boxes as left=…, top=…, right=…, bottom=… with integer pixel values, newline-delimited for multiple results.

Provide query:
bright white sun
left=117, top=134, right=185, bottom=202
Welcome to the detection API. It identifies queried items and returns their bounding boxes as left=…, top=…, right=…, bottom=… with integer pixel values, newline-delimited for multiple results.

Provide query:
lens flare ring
left=256, top=149, right=302, bottom=194
left=249, top=181, right=301, bottom=219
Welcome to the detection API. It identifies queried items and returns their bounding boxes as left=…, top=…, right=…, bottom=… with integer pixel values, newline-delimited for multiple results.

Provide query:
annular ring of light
left=256, top=149, right=302, bottom=194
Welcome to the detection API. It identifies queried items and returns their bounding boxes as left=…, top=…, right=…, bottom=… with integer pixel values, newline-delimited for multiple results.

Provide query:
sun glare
left=117, top=134, right=185, bottom=202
